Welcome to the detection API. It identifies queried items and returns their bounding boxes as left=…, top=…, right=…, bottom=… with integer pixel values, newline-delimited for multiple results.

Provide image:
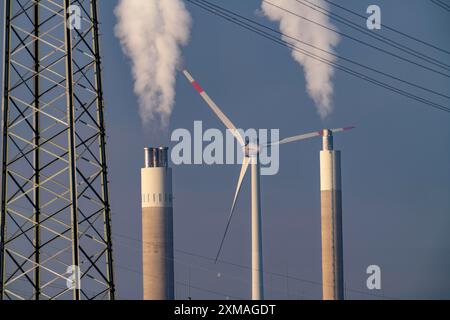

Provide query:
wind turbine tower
left=320, top=129, right=345, bottom=300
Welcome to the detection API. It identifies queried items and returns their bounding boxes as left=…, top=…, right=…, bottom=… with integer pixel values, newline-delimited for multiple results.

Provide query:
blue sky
left=2, top=0, right=450, bottom=299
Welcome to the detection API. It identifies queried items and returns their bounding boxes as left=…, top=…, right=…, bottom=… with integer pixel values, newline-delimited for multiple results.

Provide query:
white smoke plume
left=261, top=0, right=340, bottom=118
left=115, top=0, right=191, bottom=126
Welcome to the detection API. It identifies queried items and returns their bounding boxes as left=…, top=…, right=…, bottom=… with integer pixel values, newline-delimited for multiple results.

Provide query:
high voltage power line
left=7, top=198, right=392, bottom=299
left=106, top=234, right=307, bottom=299
left=262, top=0, right=450, bottom=77
left=430, top=0, right=450, bottom=12
left=110, top=258, right=247, bottom=300
left=294, top=0, right=450, bottom=70
left=190, top=0, right=449, bottom=100
left=186, top=0, right=450, bottom=113
left=323, top=0, right=450, bottom=55
left=111, top=232, right=398, bottom=300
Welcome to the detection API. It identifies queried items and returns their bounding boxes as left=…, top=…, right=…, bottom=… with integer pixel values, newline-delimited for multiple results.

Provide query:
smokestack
left=320, top=130, right=344, bottom=300
left=141, top=147, right=174, bottom=300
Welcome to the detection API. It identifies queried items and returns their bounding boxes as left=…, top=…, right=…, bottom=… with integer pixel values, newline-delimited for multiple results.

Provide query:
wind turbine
left=182, top=69, right=353, bottom=300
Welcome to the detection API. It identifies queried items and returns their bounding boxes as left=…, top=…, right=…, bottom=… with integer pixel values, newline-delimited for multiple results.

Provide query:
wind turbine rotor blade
left=265, top=126, right=355, bottom=147
left=331, top=126, right=356, bottom=134
left=266, top=131, right=322, bottom=146
left=231, top=157, right=251, bottom=215
left=182, top=70, right=245, bottom=146
left=215, top=157, right=251, bottom=263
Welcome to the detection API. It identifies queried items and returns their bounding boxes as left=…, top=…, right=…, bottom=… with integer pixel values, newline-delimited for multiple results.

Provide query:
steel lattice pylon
left=0, top=0, right=115, bottom=300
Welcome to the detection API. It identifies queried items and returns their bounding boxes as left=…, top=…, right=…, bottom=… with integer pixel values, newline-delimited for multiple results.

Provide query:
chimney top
left=322, top=129, right=334, bottom=151
left=144, top=147, right=169, bottom=168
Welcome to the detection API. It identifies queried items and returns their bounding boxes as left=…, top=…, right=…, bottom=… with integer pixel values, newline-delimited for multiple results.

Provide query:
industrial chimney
left=320, top=130, right=344, bottom=300
left=141, top=147, right=174, bottom=300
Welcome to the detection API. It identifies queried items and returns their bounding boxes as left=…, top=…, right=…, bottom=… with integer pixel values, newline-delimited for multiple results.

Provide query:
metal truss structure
left=0, top=0, right=115, bottom=300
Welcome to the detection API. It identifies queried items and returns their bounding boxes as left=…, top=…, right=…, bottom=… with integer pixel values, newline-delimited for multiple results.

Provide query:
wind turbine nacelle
left=245, top=142, right=260, bottom=158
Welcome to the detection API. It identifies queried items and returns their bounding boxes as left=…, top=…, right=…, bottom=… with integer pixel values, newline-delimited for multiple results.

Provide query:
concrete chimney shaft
left=320, top=131, right=344, bottom=300
left=141, top=147, right=174, bottom=300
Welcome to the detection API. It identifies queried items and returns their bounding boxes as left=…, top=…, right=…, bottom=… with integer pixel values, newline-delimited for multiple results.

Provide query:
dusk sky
left=1, top=0, right=449, bottom=299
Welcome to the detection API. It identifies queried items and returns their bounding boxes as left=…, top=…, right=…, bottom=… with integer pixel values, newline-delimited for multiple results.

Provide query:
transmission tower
left=0, top=0, right=115, bottom=300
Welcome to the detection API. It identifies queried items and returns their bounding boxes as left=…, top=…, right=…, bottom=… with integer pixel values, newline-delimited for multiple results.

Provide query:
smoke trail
left=261, top=0, right=340, bottom=118
left=115, top=0, right=191, bottom=126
